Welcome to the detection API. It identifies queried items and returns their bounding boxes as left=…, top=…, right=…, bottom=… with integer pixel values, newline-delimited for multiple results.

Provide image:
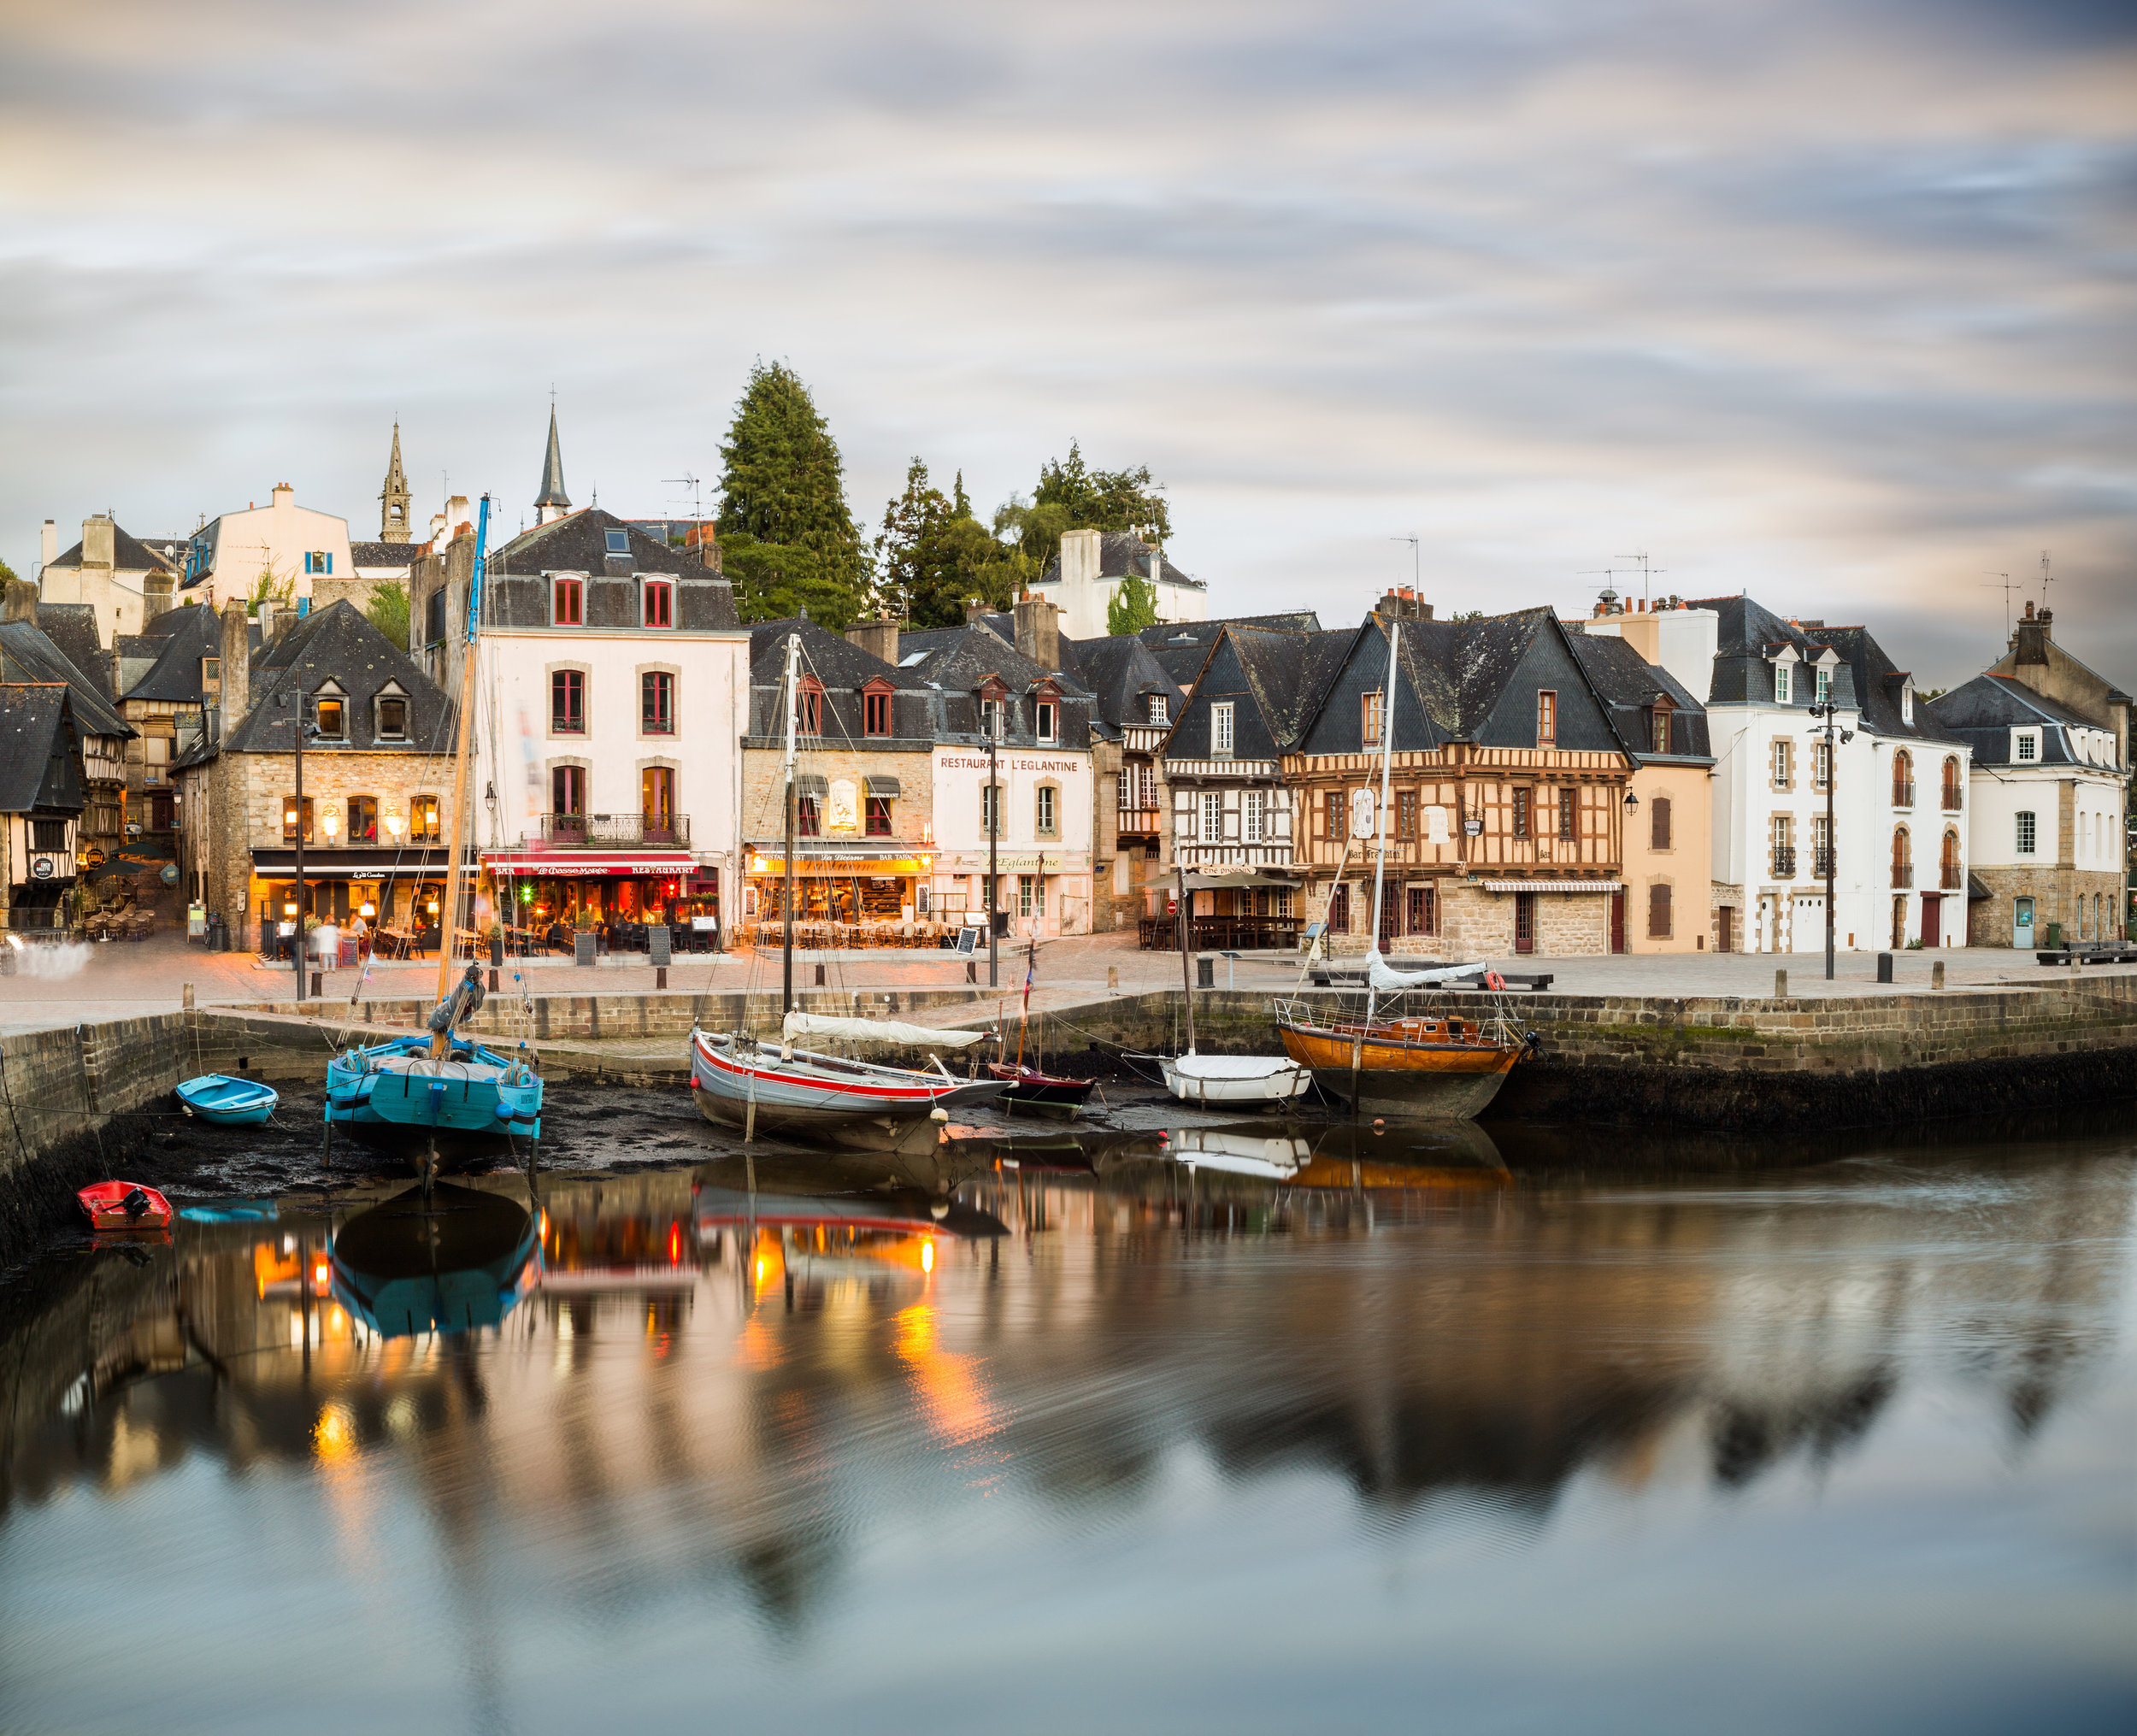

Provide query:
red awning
left=482, top=850, right=698, bottom=879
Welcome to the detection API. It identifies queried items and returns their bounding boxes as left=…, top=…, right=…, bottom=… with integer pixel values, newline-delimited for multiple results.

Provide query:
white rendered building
left=181, top=483, right=356, bottom=611
left=1029, top=529, right=1206, bottom=642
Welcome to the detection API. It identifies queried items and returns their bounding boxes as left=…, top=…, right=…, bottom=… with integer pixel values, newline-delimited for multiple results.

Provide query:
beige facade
left=38, top=516, right=178, bottom=646
left=1622, top=761, right=1714, bottom=952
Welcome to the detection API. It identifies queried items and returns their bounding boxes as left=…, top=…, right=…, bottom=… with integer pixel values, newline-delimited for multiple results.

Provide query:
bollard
left=182, top=981, right=195, bottom=1010
left=1932, top=960, right=1946, bottom=990
left=1876, top=951, right=1894, bottom=984
left=488, top=968, right=499, bottom=993
left=965, top=959, right=977, bottom=985
left=1107, top=964, right=1119, bottom=990
left=1774, top=968, right=1787, bottom=998
left=815, top=962, right=827, bottom=987
left=309, top=970, right=322, bottom=998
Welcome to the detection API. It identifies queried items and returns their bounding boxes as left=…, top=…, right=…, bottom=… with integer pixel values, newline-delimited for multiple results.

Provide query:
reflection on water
left=2, top=1120, right=2133, bottom=1735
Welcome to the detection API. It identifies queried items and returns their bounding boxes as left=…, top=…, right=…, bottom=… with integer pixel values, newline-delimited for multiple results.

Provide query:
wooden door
left=1921, top=894, right=1940, bottom=949
left=1514, top=892, right=1535, bottom=955
left=1718, top=905, right=1734, bottom=953
left=1609, top=890, right=1626, bottom=953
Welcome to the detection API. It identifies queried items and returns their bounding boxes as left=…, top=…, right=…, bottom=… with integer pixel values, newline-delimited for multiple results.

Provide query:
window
left=282, top=797, right=314, bottom=844
left=552, top=578, right=583, bottom=626
left=1037, top=786, right=1058, bottom=837
left=1018, top=875, right=1039, bottom=920
left=1892, top=826, right=1911, bottom=887
left=1536, top=691, right=1557, bottom=745
left=1211, top=702, right=1234, bottom=756
left=980, top=697, right=1004, bottom=739
left=1362, top=690, right=1384, bottom=748
left=1396, top=789, right=1418, bottom=840
left=1036, top=700, right=1057, bottom=744
left=1648, top=882, right=1673, bottom=939
left=1558, top=787, right=1577, bottom=841
left=980, top=784, right=1002, bottom=837
left=1328, top=883, right=1351, bottom=933
left=798, top=680, right=823, bottom=735
left=312, top=695, right=345, bottom=740
left=863, top=686, right=892, bottom=737
left=1815, top=666, right=1830, bottom=704
left=1775, top=662, right=1793, bottom=705
left=796, top=795, right=821, bottom=837
left=1200, top=791, right=1223, bottom=842
left=1772, top=739, right=1793, bottom=788
left=203, top=656, right=221, bottom=687
left=550, top=669, right=585, bottom=733
left=1244, top=788, right=1268, bottom=844
left=1511, top=787, right=1531, bottom=839
left=2014, top=729, right=2039, bottom=763
left=1147, top=694, right=1169, bottom=725
left=31, top=818, right=68, bottom=851
left=2016, top=810, right=2036, bottom=856
left=374, top=692, right=409, bottom=739
left=426, top=588, right=446, bottom=646
left=1323, top=790, right=1347, bottom=844
left=604, top=528, right=630, bottom=555
left=642, top=767, right=675, bottom=834
left=1941, top=827, right=1961, bottom=890
left=1650, top=707, right=1671, bottom=755
left=866, top=796, right=892, bottom=837
left=1901, top=686, right=1913, bottom=724
left=552, top=766, right=586, bottom=820
left=643, top=580, right=674, bottom=628
left=1406, top=885, right=1437, bottom=936
left=1814, top=741, right=1831, bottom=790
left=1651, top=795, right=1672, bottom=850
left=304, top=551, right=333, bottom=575
left=642, top=671, right=674, bottom=734
left=346, top=797, right=377, bottom=844
left=409, top=796, right=440, bottom=842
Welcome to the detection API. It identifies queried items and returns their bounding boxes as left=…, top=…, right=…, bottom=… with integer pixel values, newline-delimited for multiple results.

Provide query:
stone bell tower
left=379, top=421, right=412, bottom=543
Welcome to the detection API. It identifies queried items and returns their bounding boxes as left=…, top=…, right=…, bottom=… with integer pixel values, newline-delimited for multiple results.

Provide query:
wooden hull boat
left=326, top=1033, right=543, bottom=1162
left=1159, top=1052, right=1313, bottom=1105
left=77, top=1180, right=174, bottom=1233
left=174, top=1074, right=278, bottom=1126
left=689, top=1027, right=1009, bottom=1156
left=986, top=1061, right=1097, bottom=1114
left=1275, top=1010, right=1525, bottom=1119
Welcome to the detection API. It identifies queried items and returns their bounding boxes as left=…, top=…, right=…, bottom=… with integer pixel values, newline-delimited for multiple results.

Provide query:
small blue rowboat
left=174, top=1074, right=280, bottom=1126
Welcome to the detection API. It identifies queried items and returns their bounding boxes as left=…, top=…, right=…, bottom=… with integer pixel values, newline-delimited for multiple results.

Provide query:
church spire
left=379, top=421, right=412, bottom=543
left=535, top=403, right=571, bottom=525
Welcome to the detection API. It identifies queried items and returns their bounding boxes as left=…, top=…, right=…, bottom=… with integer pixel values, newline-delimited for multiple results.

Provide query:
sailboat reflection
left=328, top=1183, right=541, bottom=1339
left=1104, top=1118, right=1511, bottom=1188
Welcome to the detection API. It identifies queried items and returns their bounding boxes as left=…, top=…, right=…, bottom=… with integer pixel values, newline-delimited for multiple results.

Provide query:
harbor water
left=1, top=1109, right=2132, bottom=1733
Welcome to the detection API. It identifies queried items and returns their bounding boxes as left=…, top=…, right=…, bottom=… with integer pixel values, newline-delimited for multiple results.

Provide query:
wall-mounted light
left=385, top=812, right=404, bottom=840
left=320, top=808, right=339, bottom=841
left=1622, top=791, right=1640, bottom=811
left=359, top=901, right=375, bottom=919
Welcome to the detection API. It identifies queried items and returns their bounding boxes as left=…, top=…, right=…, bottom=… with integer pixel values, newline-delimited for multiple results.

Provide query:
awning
left=83, top=837, right=175, bottom=880
left=795, top=774, right=829, bottom=797
left=481, top=850, right=698, bottom=880
left=251, top=848, right=456, bottom=880
left=747, top=854, right=933, bottom=877
left=1474, top=879, right=1623, bottom=894
left=1967, top=872, right=1991, bottom=901
left=865, top=774, right=902, bottom=797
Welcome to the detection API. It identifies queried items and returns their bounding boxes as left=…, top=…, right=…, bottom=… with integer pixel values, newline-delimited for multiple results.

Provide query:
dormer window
left=202, top=656, right=221, bottom=691
left=1036, top=699, right=1057, bottom=743
left=798, top=675, right=823, bottom=735
left=553, top=577, right=583, bottom=626
left=863, top=680, right=893, bottom=738
left=1775, top=662, right=1793, bottom=705
left=1815, top=666, right=1830, bottom=704
left=311, top=683, right=347, bottom=741
left=1148, top=694, right=1169, bottom=725
left=1648, top=697, right=1674, bottom=755
left=604, top=529, right=630, bottom=555
left=2013, top=727, right=2040, bottom=763
left=1901, top=685, right=1914, bottom=724
left=644, top=580, right=674, bottom=628
left=374, top=684, right=409, bottom=741
left=978, top=679, right=1010, bottom=739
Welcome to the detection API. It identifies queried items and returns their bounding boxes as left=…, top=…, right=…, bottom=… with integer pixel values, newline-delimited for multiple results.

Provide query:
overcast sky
left=3, top=0, right=2130, bottom=687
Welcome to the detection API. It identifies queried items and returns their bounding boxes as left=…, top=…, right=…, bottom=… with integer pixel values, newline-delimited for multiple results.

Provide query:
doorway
left=641, top=767, right=676, bottom=843
left=1514, top=892, right=1536, bottom=955
left=1718, top=906, right=1734, bottom=953
left=1608, top=890, right=1626, bottom=954
left=2012, top=896, right=2034, bottom=949
left=1921, top=893, right=1941, bottom=949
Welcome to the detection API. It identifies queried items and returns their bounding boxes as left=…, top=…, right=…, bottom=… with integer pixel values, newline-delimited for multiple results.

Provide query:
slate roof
left=210, top=601, right=455, bottom=758
left=1164, top=624, right=1353, bottom=765
left=1057, top=633, right=1181, bottom=735
left=483, top=508, right=739, bottom=632
left=44, top=522, right=184, bottom=574
left=33, top=603, right=109, bottom=694
left=745, top=618, right=930, bottom=743
left=1139, top=612, right=1322, bottom=685
left=122, top=606, right=225, bottom=705
left=1566, top=632, right=1714, bottom=762
left=349, top=541, right=419, bottom=571
left=0, top=686, right=82, bottom=813
left=1813, top=626, right=1965, bottom=746
left=1038, top=532, right=1204, bottom=591
left=893, top=621, right=1095, bottom=747
left=0, top=621, right=131, bottom=739
left=1927, top=674, right=2125, bottom=769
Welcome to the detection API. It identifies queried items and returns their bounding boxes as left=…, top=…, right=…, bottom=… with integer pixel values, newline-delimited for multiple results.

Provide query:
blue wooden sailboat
left=174, top=1074, right=280, bottom=1127
left=321, top=494, right=545, bottom=1171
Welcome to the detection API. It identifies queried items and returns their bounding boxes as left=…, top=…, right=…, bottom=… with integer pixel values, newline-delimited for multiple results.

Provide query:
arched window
left=1892, top=826, right=1912, bottom=889
left=1940, top=827, right=1960, bottom=891
left=1941, top=756, right=1962, bottom=810
left=1891, top=750, right=1914, bottom=807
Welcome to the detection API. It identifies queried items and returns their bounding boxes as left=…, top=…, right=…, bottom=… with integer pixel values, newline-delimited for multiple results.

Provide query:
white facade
left=1030, top=528, right=1206, bottom=642
left=929, top=744, right=1094, bottom=937
left=37, top=516, right=176, bottom=645
left=470, top=625, right=751, bottom=880
left=187, top=484, right=355, bottom=609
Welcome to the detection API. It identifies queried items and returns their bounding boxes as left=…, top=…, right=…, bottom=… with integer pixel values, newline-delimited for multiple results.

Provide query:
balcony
left=1812, top=846, right=1836, bottom=878
left=1942, top=787, right=1963, bottom=813
left=1116, top=807, right=1163, bottom=836
left=539, top=811, right=692, bottom=848
left=1941, top=865, right=1963, bottom=891
left=1892, top=780, right=1916, bottom=809
left=1892, top=864, right=1914, bottom=888
left=1770, top=846, right=1797, bottom=879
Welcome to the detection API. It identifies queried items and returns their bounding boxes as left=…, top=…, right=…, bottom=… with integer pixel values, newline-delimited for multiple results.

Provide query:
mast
left=781, top=631, right=800, bottom=1016
left=1366, top=615, right=1401, bottom=1023
left=1176, top=862, right=1196, bottom=1056
left=431, top=494, right=491, bottom=1056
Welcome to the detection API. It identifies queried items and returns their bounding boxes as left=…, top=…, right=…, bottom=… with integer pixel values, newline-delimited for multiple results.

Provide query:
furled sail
left=1365, top=950, right=1487, bottom=992
left=780, top=1012, right=991, bottom=1049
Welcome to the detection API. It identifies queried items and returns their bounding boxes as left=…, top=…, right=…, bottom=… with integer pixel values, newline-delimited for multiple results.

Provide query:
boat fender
left=930, top=1108, right=949, bottom=1123
left=1485, top=970, right=1506, bottom=991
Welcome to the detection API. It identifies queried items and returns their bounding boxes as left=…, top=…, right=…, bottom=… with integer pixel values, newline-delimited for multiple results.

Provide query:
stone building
left=1928, top=603, right=2129, bottom=946
left=1285, top=597, right=1635, bottom=959
left=1, top=583, right=133, bottom=889
left=1056, top=627, right=1182, bottom=933
left=0, top=686, right=85, bottom=935
left=113, top=605, right=222, bottom=849
left=36, top=516, right=180, bottom=646
left=174, top=601, right=460, bottom=952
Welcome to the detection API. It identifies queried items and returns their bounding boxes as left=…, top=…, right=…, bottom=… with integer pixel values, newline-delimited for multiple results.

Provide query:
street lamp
left=1807, top=703, right=1855, bottom=981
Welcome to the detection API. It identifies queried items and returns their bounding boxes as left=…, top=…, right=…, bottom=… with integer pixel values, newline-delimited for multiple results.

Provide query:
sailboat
left=326, top=495, right=545, bottom=1167
left=1275, top=614, right=1534, bottom=1119
left=1159, top=862, right=1313, bottom=1105
left=687, top=630, right=1009, bottom=1153
left=986, top=939, right=1097, bottom=1112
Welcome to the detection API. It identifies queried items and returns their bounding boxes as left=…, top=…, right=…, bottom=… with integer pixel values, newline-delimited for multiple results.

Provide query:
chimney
left=1015, top=592, right=1061, bottom=670
left=220, top=600, right=250, bottom=728
left=82, top=515, right=115, bottom=569
left=3, top=578, right=38, bottom=623
left=1059, top=527, right=1101, bottom=590
left=845, top=615, right=900, bottom=666
left=40, top=520, right=56, bottom=570
left=272, top=605, right=299, bottom=644
left=272, top=483, right=295, bottom=509
left=2014, top=604, right=2051, bottom=666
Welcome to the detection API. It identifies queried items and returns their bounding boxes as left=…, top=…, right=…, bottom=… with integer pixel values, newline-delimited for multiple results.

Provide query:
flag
left=1022, top=945, right=1035, bottom=1011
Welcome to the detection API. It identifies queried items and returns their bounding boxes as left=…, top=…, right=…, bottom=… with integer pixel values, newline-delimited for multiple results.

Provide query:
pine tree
left=715, top=362, right=870, bottom=622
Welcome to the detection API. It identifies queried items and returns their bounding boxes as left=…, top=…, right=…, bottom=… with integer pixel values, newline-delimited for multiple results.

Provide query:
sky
left=2, top=0, right=2132, bottom=689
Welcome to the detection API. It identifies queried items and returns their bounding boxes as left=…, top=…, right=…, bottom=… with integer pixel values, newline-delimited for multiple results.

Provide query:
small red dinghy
left=77, top=1180, right=174, bottom=1233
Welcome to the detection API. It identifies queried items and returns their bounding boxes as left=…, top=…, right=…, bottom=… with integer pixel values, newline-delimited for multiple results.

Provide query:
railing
left=1940, top=864, right=1963, bottom=891
left=1771, top=846, right=1796, bottom=879
left=1942, top=786, right=1963, bottom=812
left=1892, top=863, right=1914, bottom=888
left=1812, top=846, right=1836, bottom=878
left=1892, top=780, right=1915, bottom=808
left=1138, top=915, right=1303, bottom=952
left=539, top=811, right=692, bottom=848
left=1116, top=807, right=1163, bottom=835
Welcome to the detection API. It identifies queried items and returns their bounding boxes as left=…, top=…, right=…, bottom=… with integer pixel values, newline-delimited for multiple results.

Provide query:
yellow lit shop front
left=741, top=849, right=936, bottom=941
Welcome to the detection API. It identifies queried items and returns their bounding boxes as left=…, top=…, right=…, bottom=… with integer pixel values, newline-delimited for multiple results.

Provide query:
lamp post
left=288, top=683, right=309, bottom=998
left=1807, top=702, right=1853, bottom=980
left=986, top=704, right=999, bottom=989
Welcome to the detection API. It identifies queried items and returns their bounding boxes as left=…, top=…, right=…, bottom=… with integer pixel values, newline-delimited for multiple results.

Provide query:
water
left=2, top=1115, right=2133, bottom=1734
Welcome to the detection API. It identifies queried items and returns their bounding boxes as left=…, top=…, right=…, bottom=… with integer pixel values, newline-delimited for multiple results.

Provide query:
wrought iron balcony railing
left=1812, top=846, right=1836, bottom=877
left=539, top=811, right=692, bottom=848
left=1942, top=786, right=1963, bottom=812
left=1771, top=846, right=1797, bottom=879
left=1892, top=780, right=1916, bottom=808
left=1892, top=863, right=1914, bottom=888
left=1941, top=865, right=1963, bottom=890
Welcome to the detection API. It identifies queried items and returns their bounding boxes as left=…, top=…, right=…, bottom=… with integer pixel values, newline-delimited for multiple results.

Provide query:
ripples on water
left=1, top=1115, right=2132, bottom=1735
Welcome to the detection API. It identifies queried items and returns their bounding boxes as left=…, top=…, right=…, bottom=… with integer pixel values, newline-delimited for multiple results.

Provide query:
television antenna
left=665, top=474, right=704, bottom=527
left=2038, top=549, right=2054, bottom=612
left=1578, top=565, right=1621, bottom=614
left=1616, top=549, right=1666, bottom=605
left=1982, top=572, right=2016, bottom=636
left=1389, top=534, right=1419, bottom=594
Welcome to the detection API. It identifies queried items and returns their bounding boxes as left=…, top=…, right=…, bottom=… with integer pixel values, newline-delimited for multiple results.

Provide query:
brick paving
left=2, top=916, right=2118, bottom=1037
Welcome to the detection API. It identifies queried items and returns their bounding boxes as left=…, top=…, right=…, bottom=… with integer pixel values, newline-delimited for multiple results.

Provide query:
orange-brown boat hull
left=1276, top=1017, right=1521, bottom=1119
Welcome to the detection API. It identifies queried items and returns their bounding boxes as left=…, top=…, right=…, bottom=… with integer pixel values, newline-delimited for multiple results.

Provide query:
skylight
left=603, top=529, right=629, bottom=554
left=898, top=650, right=929, bottom=666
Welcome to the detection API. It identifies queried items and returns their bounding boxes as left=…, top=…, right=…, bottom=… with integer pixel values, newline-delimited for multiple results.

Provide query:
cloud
left=0, top=0, right=2130, bottom=686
